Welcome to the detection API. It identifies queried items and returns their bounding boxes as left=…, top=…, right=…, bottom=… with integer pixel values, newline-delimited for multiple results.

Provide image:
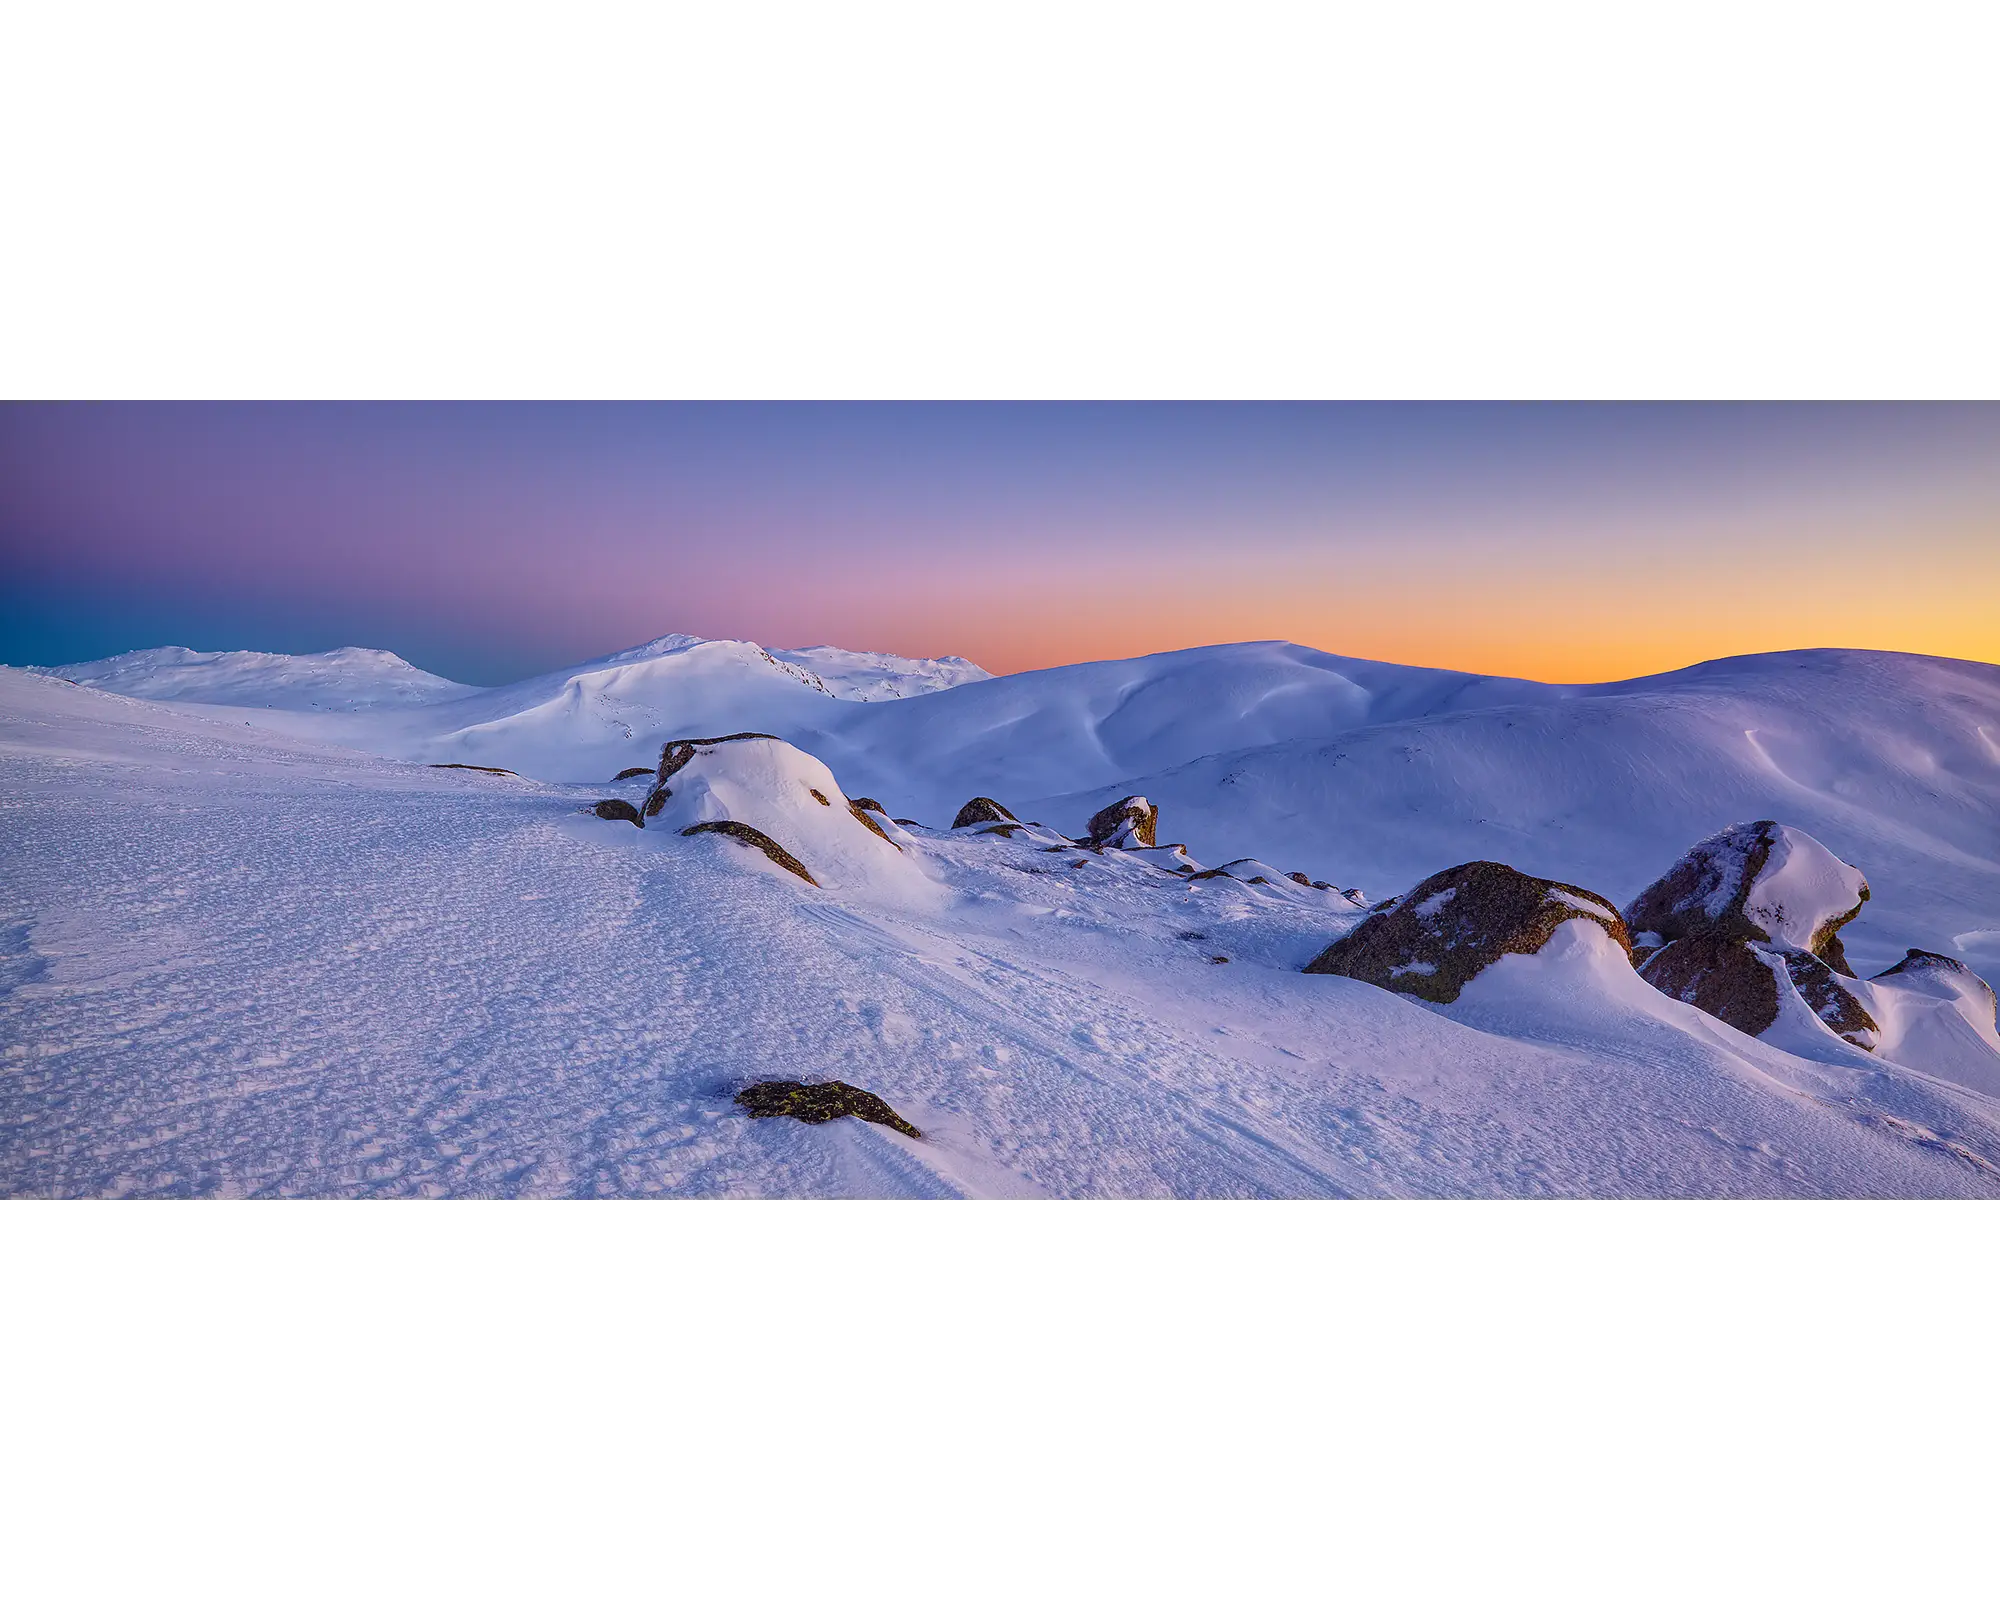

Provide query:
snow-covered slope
left=771, top=644, right=989, bottom=701
left=32, top=645, right=477, bottom=709
left=5, top=666, right=1998, bottom=1199
left=25, top=636, right=2000, bottom=992
left=999, top=648, right=2000, bottom=991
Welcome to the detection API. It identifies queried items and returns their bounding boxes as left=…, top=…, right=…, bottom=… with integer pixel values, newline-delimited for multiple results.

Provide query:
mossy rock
left=978, top=822, right=1024, bottom=839
left=614, top=766, right=652, bottom=781
left=953, top=796, right=1018, bottom=828
left=643, top=787, right=668, bottom=818
left=1637, top=934, right=1878, bottom=1049
left=681, top=820, right=818, bottom=885
left=850, top=797, right=887, bottom=814
left=1625, top=820, right=1868, bottom=975
left=735, top=1080, right=920, bottom=1138
left=1637, top=933, right=1781, bottom=1036
left=1780, top=949, right=1878, bottom=1048
left=1305, top=860, right=1631, bottom=1003
left=848, top=801, right=902, bottom=850
left=592, top=798, right=644, bottom=826
left=808, top=787, right=832, bottom=806
left=1085, top=795, right=1158, bottom=849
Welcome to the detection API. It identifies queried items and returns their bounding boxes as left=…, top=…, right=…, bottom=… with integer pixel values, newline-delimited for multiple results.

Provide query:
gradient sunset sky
left=3, top=403, right=1996, bottom=685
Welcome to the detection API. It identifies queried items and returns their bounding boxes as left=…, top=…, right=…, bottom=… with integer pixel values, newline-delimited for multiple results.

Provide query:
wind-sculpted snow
left=43, top=636, right=1999, bottom=1004
left=5, top=667, right=2000, bottom=1199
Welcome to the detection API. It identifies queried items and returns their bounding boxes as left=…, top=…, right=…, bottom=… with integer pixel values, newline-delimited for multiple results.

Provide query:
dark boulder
left=1085, top=795, right=1158, bottom=849
left=735, top=1080, right=920, bottom=1138
left=680, top=820, right=819, bottom=885
left=953, top=796, right=1018, bottom=829
left=1780, top=951, right=1879, bottom=1048
left=1628, top=823, right=1879, bottom=1047
left=1636, top=934, right=1782, bottom=1036
left=1624, top=820, right=1868, bottom=974
left=614, top=766, right=652, bottom=781
left=850, top=797, right=887, bottom=814
left=592, top=798, right=644, bottom=826
left=1305, top=861, right=1631, bottom=1003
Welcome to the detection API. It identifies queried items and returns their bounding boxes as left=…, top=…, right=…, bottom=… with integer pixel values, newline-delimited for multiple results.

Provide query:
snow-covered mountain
left=4, top=634, right=1997, bottom=1198
left=32, top=644, right=477, bottom=709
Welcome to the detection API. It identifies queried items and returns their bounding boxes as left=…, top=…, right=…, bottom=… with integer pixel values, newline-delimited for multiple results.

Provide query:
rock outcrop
left=952, top=796, right=1018, bottom=829
left=614, top=766, right=652, bottom=781
left=1868, top=950, right=1999, bottom=1031
left=635, top=733, right=925, bottom=895
left=735, top=1080, right=921, bottom=1138
left=680, top=820, right=819, bottom=885
left=1304, top=861, right=1631, bottom=1003
left=591, top=798, right=644, bottom=826
left=1625, top=820, right=1868, bottom=973
left=1085, top=795, right=1158, bottom=849
left=1626, top=822, right=1878, bottom=1048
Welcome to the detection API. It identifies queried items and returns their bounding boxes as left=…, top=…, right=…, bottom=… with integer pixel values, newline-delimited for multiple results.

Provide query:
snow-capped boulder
left=1872, top=949, right=1997, bottom=1017
left=1085, top=795, right=1158, bottom=849
left=640, top=734, right=929, bottom=896
left=1304, top=861, right=1631, bottom=1002
left=1627, top=823, right=1880, bottom=1050
left=1624, top=821, right=1869, bottom=973
left=1861, top=951, right=2000, bottom=1095
left=952, top=796, right=1018, bottom=829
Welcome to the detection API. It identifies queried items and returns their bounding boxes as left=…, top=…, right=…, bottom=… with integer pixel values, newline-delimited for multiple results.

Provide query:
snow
left=1741, top=824, right=1871, bottom=952
left=32, top=645, right=477, bottom=709
left=5, top=639, right=1999, bottom=1199
left=771, top=645, right=991, bottom=701
left=630, top=736, right=942, bottom=906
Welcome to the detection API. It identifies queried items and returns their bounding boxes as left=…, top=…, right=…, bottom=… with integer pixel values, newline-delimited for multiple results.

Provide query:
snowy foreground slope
left=4, top=647, right=1999, bottom=1199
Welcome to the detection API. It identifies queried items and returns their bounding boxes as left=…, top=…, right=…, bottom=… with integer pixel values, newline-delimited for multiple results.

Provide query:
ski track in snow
left=4, top=658, right=1999, bottom=1200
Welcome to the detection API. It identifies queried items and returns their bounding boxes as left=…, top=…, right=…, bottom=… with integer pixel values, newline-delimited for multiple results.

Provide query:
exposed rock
left=429, top=762, right=518, bottom=777
left=1288, top=872, right=1312, bottom=886
left=1304, top=861, right=1632, bottom=1003
left=735, top=1080, right=920, bottom=1138
left=614, top=766, right=652, bottom=781
left=850, top=797, right=887, bottom=814
left=1780, top=951, right=1879, bottom=1049
left=1628, top=823, right=1881, bottom=1048
left=680, top=820, right=819, bottom=885
left=847, top=801, right=902, bottom=849
left=808, top=788, right=831, bottom=806
left=1876, top=947, right=1985, bottom=986
left=592, top=798, right=644, bottom=826
left=1624, top=821, right=1869, bottom=973
left=1636, top=934, right=1781, bottom=1036
left=952, top=796, right=1018, bottom=828
left=1085, top=795, right=1158, bottom=849
left=1210, top=955, right=1230, bottom=964
left=979, top=823, right=1024, bottom=839
left=643, top=788, right=667, bottom=819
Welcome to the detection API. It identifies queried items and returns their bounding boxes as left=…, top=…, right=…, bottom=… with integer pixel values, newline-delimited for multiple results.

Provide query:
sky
left=3, top=402, right=1997, bottom=685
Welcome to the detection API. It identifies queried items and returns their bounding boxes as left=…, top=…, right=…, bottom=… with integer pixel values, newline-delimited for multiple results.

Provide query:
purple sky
left=4, top=402, right=1997, bottom=683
